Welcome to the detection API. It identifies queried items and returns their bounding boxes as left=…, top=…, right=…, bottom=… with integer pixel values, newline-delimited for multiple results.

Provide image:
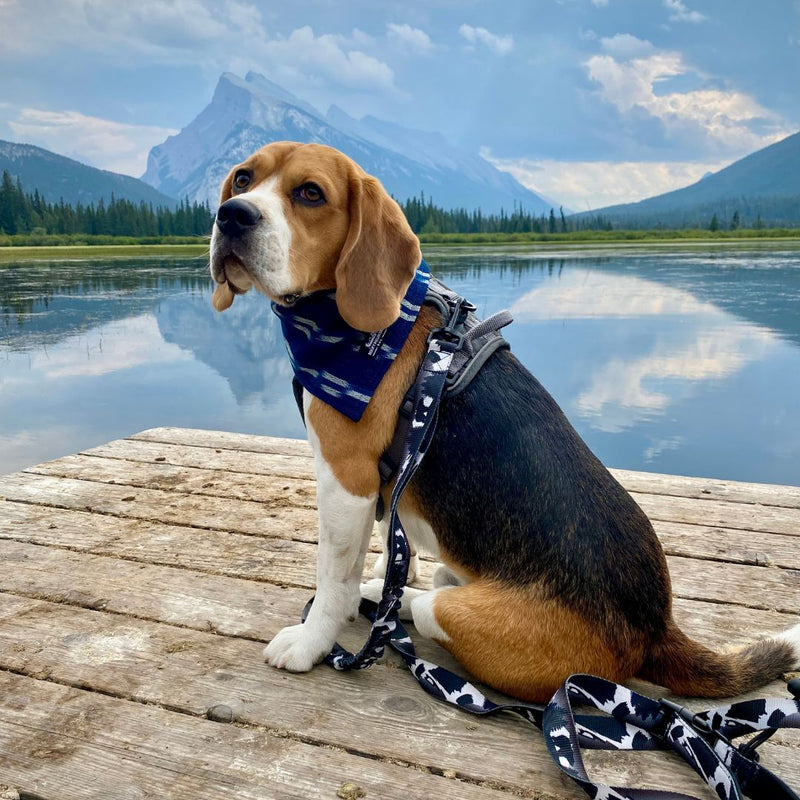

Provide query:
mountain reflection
left=156, top=288, right=292, bottom=405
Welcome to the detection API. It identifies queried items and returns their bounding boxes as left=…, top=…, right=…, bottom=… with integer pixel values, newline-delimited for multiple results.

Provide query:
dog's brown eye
left=294, top=182, right=325, bottom=206
left=233, top=170, right=251, bottom=192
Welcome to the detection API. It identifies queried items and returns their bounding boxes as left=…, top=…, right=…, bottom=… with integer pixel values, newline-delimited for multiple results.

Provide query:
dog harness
left=284, top=267, right=800, bottom=800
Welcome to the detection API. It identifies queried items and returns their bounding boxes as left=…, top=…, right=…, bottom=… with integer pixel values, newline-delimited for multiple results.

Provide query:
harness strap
left=375, top=282, right=512, bottom=512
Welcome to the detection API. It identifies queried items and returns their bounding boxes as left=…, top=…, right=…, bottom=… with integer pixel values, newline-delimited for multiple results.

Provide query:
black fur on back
left=412, top=349, right=671, bottom=639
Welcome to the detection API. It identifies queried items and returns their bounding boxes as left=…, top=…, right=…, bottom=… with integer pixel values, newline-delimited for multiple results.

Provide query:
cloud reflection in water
left=510, top=271, right=777, bottom=433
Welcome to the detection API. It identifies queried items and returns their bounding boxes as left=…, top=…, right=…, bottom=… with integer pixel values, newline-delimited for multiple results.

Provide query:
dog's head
left=209, top=141, right=421, bottom=332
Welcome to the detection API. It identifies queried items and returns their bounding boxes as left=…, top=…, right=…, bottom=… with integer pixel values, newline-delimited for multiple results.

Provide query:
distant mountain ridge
left=142, top=71, right=553, bottom=214
left=581, top=131, right=800, bottom=227
left=0, top=140, right=177, bottom=207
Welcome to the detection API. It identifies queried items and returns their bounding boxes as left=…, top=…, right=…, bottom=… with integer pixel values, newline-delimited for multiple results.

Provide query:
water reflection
left=509, top=271, right=777, bottom=432
left=1, top=246, right=799, bottom=484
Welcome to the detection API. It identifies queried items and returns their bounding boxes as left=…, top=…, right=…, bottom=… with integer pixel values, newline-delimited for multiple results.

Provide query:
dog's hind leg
left=410, top=579, right=645, bottom=703
left=359, top=579, right=427, bottom=621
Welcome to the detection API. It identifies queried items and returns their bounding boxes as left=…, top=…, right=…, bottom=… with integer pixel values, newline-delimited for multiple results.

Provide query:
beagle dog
left=210, top=141, right=800, bottom=702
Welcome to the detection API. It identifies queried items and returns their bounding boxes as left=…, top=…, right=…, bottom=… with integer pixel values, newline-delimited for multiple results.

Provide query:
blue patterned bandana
left=272, top=260, right=430, bottom=422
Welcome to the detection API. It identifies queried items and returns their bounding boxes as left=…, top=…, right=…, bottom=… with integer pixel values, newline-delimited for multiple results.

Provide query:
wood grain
left=1, top=429, right=799, bottom=799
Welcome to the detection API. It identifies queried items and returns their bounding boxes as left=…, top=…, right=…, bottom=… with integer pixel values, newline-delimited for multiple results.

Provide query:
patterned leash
left=301, top=292, right=800, bottom=799
left=319, top=293, right=472, bottom=671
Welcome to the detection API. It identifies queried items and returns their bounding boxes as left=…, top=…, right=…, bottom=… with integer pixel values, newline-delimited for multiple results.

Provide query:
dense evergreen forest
left=0, top=171, right=212, bottom=239
left=1, top=170, right=797, bottom=244
left=399, top=194, right=610, bottom=233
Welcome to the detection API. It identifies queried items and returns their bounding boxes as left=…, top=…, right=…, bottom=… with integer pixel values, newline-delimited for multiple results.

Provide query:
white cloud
left=664, top=0, right=706, bottom=23
left=263, top=26, right=397, bottom=93
left=458, top=24, right=514, bottom=55
left=584, top=48, right=792, bottom=155
left=576, top=324, right=772, bottom=431
left=591, top=0, right=609, bottom=6
left=8, top=108, right=178, bottom=176
left=0, top=2, right=398, bottom=95
left=600, top=33, right=654, bottom=59
left=30, top=314, right=192, bottom=379
left=387, top=23, right=434, bottom=54
left=510, top=273, right=719, bottom=320
left=481, top=151, right=729, bottom=210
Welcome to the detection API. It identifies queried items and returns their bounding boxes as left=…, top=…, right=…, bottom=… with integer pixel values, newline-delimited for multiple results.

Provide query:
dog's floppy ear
left=335, top=171, right=421, bottom=332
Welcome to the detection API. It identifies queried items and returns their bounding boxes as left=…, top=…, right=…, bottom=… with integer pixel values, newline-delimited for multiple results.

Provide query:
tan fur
left=212, top=281, right=235, bottom=311
left=335, top=173, right=421, bottom=331
left=431, top=581, right=647, bottom=702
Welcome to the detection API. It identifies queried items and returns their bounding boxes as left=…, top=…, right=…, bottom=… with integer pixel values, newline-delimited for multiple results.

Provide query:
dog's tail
left=638, top=621, right=800, bottom=697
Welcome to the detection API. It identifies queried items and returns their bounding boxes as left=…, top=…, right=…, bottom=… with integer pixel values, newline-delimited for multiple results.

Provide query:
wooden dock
left=0, top=427, right=798, bottom=800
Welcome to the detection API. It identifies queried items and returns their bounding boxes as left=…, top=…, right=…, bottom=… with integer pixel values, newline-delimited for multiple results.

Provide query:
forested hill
left=578, top=130, right=800, bottom=228
left=0, top=171, right=211, bottom=238
left=0, top=140, right=177, bottom=207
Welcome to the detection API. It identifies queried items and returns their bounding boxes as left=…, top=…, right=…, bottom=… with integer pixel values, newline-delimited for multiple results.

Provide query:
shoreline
left=2, top=232, right=800, bottom=263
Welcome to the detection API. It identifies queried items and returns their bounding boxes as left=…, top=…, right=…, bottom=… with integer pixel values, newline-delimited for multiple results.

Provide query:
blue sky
left=0, top=0, right=798, bottom=209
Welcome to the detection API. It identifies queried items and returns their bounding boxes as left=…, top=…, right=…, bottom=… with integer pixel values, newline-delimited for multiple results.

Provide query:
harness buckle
left=657, top=698, right=727, bottom=743
left=428, top=326, right=465, bottom=353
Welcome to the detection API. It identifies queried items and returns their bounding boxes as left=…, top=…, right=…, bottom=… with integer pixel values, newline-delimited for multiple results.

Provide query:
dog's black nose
left=216, top=197, right=262, bottom=237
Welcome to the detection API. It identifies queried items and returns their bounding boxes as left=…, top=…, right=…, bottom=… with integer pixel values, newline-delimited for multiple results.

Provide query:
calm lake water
left=1, top=243, right=799, bottom=485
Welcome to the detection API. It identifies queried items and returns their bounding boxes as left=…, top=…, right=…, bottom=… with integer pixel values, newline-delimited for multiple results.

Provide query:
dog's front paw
left=264, top=624, right=328, bottom=672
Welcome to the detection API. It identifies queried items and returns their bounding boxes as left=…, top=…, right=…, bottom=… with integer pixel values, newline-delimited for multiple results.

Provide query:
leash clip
left=427, top=295, right=471, bottom=352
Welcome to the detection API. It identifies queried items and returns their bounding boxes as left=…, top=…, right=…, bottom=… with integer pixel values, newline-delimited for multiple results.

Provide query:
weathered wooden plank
left=668, top=555, right=800, bottom=614
left=0, top=671, right=522, bottom=800
left=2, top=594, right=795, bottom=797
left=7, top=466, right=800, bottom=574
left=2, top=495, right=799, bottom=615
left=0, top=499, right=345, bottom=587
left=0, top=594, right=581, bottom=796
left=6, top=459, right=800, bottom=578
left=12, top=464, right=800, bottom=574
left=16, top=455, right=800, bottom=546
left=612, top=468, right=800, bottom=509
left=84, top=436, right=317, bottom=479
left=0, top=472, right=320, bottom=542
left=0, top=539, right=296, bottom=640
left=131, top=427, right=313, bottom=457
left=127, top=430, right=800, bottom=514
left=26, top=452, right=317, bottom=507
left=1, top=535, right=796, bottom=664
left=654, top=519, right=800, bottom=569
left=631, top=491, right=800, bottom=536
